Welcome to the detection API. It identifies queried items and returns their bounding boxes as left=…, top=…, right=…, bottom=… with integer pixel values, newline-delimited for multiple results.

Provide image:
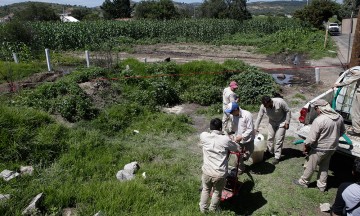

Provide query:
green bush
left=258, top=28, right=335, bottom=59
left=19, top=81, right=98, bottom=122
left=61, top=67, right=108, bottom=83
left=180, top=83, right=222, bottom=105
left=231, top=70, right=278, bottom=105
left=150, top=80, right=180, bottom=106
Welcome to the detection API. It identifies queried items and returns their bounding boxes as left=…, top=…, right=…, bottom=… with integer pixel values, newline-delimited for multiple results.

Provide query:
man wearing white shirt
left=225, top=102, right=255, bottom=174
left=222, top=81, right=239, bottom=133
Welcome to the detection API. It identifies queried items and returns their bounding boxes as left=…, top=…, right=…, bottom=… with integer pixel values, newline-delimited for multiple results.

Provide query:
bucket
left=251, top=134, right=266, bottom=164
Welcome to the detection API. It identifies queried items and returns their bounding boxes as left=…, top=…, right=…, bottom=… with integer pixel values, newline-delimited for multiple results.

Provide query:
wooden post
left=349, top=11, right=360, bottom=68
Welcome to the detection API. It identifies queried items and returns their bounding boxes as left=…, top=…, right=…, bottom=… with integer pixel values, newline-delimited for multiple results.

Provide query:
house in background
left=0, top=13, right=14, bottom=23
left=60, top=14, right=79, bottom=22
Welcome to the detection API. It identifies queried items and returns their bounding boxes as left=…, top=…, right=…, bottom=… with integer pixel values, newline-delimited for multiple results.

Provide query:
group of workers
left=199, top=66, right=360, bottom=214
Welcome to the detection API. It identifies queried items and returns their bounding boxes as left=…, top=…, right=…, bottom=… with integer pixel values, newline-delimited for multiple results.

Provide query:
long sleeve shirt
left=337, top=68, right=360, bottom=92
left=254, top=98, right=291, bottom=130
left=223, top=87, right=237, bottom=110
left=231, top=109, right=255, bottom=144
left=305, top=114, right=345, bottom=151
left=199, top=130, right=240, bottom=178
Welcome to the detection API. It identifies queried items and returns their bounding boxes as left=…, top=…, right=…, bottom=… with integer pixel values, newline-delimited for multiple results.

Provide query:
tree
left=199, top=0, right=251, bottom=21
left=293, top=0, right=341, bottom=29
left=134, top=0, right=179, bottom=20
left=101, top=0, right=131, bottom=19
left=14, top=3, right=59, bottom=21
left=340, top=0, right=360, bottom=19
left=71, top=8, right=92, bottom=20
left=349, top=11, right=360, bottom=67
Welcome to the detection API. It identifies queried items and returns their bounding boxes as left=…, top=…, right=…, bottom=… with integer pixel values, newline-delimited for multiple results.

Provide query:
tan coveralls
left=298, top=114, right=345, bottom=190
left=222, top=87, right=238, bottom=132
left=231, top=108, right=255, bottom=172
left=336, top=68, right=360, bottom=133
left=199, top=130, right=240, bottom=212
left=254, top=98, right=291, bottom=159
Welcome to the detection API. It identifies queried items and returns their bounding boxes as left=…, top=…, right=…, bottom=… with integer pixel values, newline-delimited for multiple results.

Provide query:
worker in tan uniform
left=199, top=118, right=241, bottom=213
left=334, top=67, right=360, bottom=136
left=222, top=81, right=238, bottom=133
left=254, top=96, right=291, bottom=165
left=293, top=99, right=345, bottom=192
left=225, top=102, right=255, bottom=174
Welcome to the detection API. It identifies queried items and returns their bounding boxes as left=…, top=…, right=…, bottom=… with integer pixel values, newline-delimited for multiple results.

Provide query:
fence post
left=85, top=50, right=90, bottom=68
left=12, top=52, right=19, bottom=64
left=315, top=67, right=320, bottom=84
left=144, top=58, right=147, bottom=63
left=45, top=48, right=52, bottom=72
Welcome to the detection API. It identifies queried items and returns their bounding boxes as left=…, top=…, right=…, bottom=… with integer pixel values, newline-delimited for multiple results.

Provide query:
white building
left=60, top=15, right=79, bottom=22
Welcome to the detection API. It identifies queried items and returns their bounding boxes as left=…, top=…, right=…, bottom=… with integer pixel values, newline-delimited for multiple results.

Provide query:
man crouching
left=199, top=118, right=241, bottom=213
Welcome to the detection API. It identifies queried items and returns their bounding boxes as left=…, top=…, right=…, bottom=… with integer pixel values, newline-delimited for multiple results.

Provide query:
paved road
left=331, top=33, right=354, bottom=65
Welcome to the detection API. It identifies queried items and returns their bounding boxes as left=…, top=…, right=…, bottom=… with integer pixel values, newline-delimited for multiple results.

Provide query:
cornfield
left=26, top=17, right=308, bottom=50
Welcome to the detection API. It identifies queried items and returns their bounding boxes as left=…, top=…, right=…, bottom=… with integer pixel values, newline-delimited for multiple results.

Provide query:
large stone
left=0, top=169, right=20, bottom=181
left=94, top=211, right=102, bottom=216
left=116, top=161, right=140, bottom=181
left=123, top=161, right=140, bottom=174
left=62, top=208, right=77, bottom=216
left=116, top=170, right=135, bottom=181
left=20, top=166, right=34, bottom=176
left=22, top=193, right=43, bottom=215
left=0, top=194, right=10, bottom=201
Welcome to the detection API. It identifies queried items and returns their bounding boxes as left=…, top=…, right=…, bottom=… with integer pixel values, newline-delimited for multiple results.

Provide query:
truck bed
left=296, top=124, right=360, bottom=158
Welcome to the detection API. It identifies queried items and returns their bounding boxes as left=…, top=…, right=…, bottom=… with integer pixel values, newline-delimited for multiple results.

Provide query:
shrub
left=19, top=81, right=98, bottom=122
left=231, top=70, right=278, bottom=105
left=61, top=67, right=108, bottom=83
left=180, top=83, right=222, bottom=105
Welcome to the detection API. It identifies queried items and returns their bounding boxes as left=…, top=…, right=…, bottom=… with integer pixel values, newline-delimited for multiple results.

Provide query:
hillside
left=247, top=1, right=307, bottom=15
left=0, top=1, right=308, bottom=18
left=0, top=1, right=101, bottom=17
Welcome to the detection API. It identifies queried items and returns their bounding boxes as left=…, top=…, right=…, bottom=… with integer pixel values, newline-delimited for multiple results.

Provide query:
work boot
left=292, top=179, right=308, bottom=188
left=318, top=187, right=326, bottom=192
left=263, top=150, right=274, bottom=161
left=272, top=158, right=280, bottom=165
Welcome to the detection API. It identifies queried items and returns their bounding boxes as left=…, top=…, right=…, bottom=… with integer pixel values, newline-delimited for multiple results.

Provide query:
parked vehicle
left=328, top=23, right=340, bottom=35
left=296, top=66, right=360, bottom=158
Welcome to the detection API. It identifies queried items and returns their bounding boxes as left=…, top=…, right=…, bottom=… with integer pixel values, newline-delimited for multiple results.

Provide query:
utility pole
left=349, top=11, right=360, bottom=67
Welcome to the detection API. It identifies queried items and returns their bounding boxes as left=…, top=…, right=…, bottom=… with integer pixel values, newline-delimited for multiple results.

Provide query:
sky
left=0, top=0, right=318, bottom=7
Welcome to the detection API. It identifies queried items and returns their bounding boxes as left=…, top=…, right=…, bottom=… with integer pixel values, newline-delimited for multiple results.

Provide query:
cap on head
left=229, top=81, right=238, bottom=89
left=310, top=99, right=328, bottom=107
left=225, top=102, right=239, bottom=113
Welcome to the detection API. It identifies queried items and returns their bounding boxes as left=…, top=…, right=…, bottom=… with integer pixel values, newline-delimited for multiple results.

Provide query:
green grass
left=294, top=93, right=306, bottom=100
left=0, top=61, right=44, bottom=84
left=0, top=101, right=354, bottom=215
left=0, top=59, right=352, bottom=215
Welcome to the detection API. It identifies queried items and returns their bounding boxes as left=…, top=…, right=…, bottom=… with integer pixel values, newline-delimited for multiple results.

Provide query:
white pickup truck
left=296, top=66, right=360, bottom=157
left=328, top=23, right=340, bottom=35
